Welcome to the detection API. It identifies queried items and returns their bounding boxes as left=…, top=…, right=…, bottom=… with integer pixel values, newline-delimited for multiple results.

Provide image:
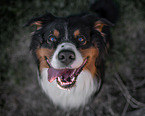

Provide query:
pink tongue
left=48, top=68, right=75, bottom=83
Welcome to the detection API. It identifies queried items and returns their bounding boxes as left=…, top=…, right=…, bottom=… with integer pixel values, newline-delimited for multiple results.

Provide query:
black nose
left=58, top=50, right=75, bottom=65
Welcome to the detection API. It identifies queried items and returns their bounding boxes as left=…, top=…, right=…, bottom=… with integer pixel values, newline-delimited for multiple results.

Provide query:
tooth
left=63, top=83, right=67, bottom=85
left=71, top=77, right=75, bottom=82
left=58, top=77, right=61, bottom=82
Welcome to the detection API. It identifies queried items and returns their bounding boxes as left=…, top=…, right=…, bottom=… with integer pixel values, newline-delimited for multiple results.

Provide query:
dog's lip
left=45, top=56, right=89, bottom=85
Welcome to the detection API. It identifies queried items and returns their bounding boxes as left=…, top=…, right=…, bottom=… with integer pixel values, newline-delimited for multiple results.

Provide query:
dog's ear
left=94, top=18, right=114, bottom=34
left=24, top=13, right=55, bottom=30
left=82, top=14, right=113, bottom=34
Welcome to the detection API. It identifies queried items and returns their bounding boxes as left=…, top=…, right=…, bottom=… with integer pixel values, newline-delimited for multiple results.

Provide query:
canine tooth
left=71, top=77, right=75, bottom=82
left=58, top=77, right=61, bottom=82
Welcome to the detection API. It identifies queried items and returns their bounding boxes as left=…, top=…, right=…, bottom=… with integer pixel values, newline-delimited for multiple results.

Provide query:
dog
left=25, top=0, right=118, bottom=110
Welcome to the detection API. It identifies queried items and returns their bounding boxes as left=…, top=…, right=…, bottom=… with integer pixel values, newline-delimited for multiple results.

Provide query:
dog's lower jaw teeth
left=59, top=79, right=73, bottom=86
left=62, top=82, right=72, bottom=85
left=56, top=76, right=76, bottom=89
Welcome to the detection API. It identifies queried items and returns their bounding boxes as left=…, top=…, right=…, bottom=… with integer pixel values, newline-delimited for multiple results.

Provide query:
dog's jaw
left=40, top=68, right=98, bottom=110
left=36, top=42, right=100, bottom=109
left=35, top=42, right=100, bottom=109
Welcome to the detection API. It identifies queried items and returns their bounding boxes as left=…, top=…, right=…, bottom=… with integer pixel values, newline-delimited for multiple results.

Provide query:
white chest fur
left=40, top=68, right=97, bottom=110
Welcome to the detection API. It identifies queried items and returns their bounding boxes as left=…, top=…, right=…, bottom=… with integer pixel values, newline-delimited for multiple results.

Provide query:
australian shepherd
left=25, top=0, right=118, bottom=110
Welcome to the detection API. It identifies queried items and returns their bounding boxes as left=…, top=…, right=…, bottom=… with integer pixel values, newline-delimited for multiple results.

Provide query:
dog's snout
left=58, top=50, right=75, bottom=65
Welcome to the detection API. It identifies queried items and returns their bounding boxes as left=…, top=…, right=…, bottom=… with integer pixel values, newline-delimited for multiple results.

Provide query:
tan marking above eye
left=74, top=29, right=80, bottom=38
left=53, top=29, right=60, bottom=38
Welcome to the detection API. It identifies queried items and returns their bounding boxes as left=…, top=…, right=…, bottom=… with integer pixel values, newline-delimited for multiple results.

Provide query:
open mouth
left=45, top=56, right=89, bottom=90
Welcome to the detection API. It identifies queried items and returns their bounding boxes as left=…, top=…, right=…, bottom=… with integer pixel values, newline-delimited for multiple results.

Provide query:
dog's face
left=26, top=13, right=111, bottom=109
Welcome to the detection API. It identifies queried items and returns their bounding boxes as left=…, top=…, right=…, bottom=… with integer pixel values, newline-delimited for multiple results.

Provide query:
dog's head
left=26, top=13, right=112, bottom=90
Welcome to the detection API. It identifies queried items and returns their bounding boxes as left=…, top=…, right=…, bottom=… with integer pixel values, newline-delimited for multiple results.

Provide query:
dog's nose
left=58, top=50, right=75, bottom=65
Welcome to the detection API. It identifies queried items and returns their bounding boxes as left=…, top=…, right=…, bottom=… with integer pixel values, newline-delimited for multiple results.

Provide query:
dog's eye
left=77, top=36, right=87, bottom=45
left=48, top=34, right=56, bottom=42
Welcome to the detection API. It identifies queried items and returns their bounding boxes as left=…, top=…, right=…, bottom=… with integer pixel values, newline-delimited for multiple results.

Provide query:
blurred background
left=0, top=0, right=145, bottom=116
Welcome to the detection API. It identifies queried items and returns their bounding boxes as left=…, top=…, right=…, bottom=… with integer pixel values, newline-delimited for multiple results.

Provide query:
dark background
left=0, top=0, right=145, bottom=116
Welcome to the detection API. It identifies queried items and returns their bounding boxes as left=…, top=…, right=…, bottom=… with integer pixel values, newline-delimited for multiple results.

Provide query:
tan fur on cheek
left=35, top=48, right=54, bottom=71
left=80, top=48, right=99, bottom=77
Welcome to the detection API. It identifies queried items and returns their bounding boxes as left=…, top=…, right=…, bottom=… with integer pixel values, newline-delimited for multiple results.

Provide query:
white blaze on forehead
left=64, top=23, right=69, bottom=40
left=51, top=43, right=83, bottom=69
